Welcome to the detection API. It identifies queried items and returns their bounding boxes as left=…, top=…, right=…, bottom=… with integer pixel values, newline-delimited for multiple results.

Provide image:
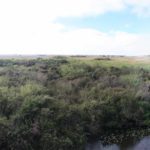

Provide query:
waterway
left=86, top=136, right=150, bottom=150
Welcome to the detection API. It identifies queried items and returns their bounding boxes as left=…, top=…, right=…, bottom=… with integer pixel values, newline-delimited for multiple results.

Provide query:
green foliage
left=20, top=82, right=44, bottom=97
left=0, top=57, right=149, bottom=149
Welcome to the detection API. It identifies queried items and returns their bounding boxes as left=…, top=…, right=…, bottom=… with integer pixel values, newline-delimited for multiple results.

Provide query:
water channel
left=86, top=136, right=150, bottom=150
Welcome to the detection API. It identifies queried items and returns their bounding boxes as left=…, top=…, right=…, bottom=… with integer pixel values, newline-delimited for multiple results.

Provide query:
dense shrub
left=0, top=57, right=149, bottom=149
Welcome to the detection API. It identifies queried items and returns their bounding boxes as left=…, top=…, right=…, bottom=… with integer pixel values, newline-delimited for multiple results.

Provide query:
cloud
left=53, top=29, right=150, bottom=56
left=0, top=22, right=149, bottom=55
left=0, top=0, right=125, bottom=23
left=0, top=0, right=150, bottom=55
left=125, top=0, right=150, bottom=17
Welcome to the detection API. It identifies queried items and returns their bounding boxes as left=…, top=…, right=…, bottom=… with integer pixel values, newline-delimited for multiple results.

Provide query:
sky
left=0, top=0, right=150, bottom=55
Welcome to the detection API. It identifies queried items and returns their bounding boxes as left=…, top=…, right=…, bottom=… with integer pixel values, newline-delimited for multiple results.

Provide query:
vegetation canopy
left=0, top=56, right=149, bottom=150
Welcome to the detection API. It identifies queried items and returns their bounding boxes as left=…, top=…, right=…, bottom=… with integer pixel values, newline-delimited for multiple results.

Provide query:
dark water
left=86, top=136, right=150, bottom=150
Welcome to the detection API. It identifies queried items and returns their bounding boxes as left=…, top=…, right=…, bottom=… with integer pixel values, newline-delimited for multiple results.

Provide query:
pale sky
left=0, top=0, right=150, bottom=55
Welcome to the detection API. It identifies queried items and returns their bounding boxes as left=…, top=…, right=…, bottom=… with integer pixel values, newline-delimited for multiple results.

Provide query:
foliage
left=0, top=56, right=149, bottom=149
